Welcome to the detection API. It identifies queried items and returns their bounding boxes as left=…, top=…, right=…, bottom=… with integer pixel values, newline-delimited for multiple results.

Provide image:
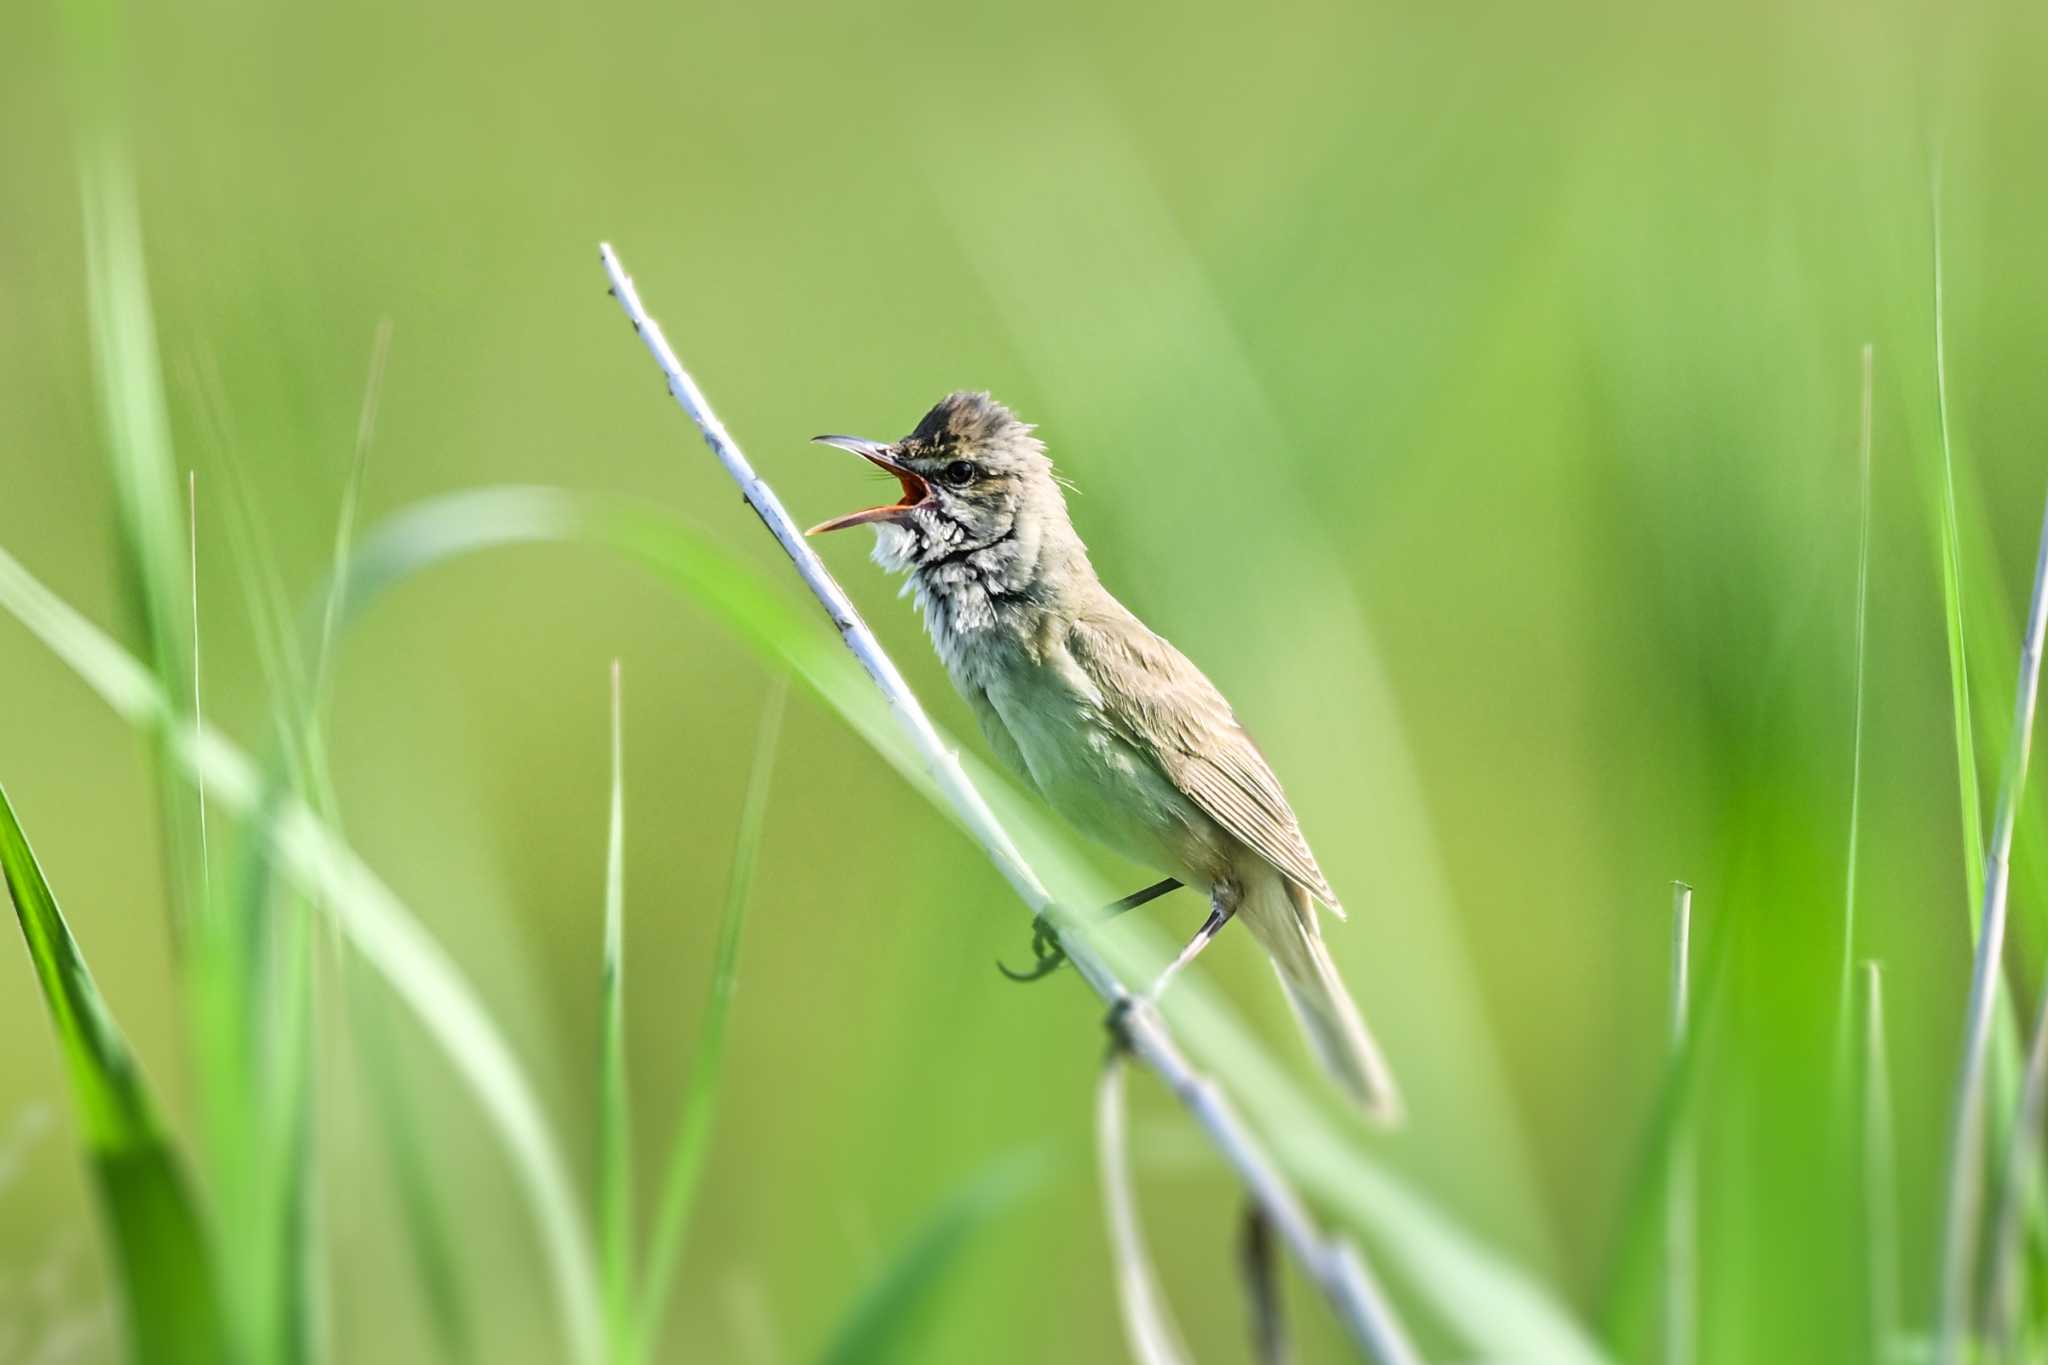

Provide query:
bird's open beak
left=805, top=435, right=930, bottom=535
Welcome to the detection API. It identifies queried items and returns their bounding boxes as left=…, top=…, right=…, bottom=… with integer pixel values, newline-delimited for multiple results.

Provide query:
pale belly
left=973, top=658, right=1234, bottom=892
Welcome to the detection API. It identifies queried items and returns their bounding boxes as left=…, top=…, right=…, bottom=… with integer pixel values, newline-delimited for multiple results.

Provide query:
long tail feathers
left=1244, top=878, right=1404, bottom=1127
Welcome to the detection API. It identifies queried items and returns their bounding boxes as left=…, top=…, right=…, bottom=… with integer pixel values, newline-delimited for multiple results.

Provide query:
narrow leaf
left=632, top=681, right=788, bottom=1363
left=600, top=661, right=632, bottom=1362
left=0, top=782, right=229, bottom=1365
left=810, top=1153, right=1042, bottom=1365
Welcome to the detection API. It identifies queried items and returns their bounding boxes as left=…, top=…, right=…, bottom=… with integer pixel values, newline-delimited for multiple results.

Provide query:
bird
left=805, top=391, right=1401, bottom=1124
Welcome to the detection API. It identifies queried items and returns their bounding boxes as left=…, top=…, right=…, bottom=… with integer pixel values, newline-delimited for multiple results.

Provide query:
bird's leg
left=1104, top=876, right=1187, bottom=919
left=1147, top=900, right=1234, bottom=998
left=1104, top=887, right=1237, bottom=1047
left=996, top=877, right=1184, bottom=983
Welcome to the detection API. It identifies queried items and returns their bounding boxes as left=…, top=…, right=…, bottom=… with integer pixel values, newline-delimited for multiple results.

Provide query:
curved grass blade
left=1934, top=490, right=2048, bottom=1364
left=0, top=542, right=603, bottom=1365
left=308, top=323, right=478, bottom=1363
left=0, top=782, right=230, bottom=1365
left=1835, top=344, right=1875, bottom=1052
left=631, top=680, right=788, bottom=1364
left=1862, top=964, right=1900, bottom=1365
left=1929, top=164, right=1986, bottom=906
left=79, top=149, right=203, bottom=936
left=1665, top=885, right=1695, bottom=1365
left=600, top=661, right=632, bottom=1363
left=810, top=1151, right=1044, bottom=1365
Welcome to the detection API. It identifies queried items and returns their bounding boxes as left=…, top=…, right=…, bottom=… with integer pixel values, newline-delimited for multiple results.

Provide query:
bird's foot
left=996, top=879, right=1186, bottom=985
left=996, top=911, right=1068, bottom=983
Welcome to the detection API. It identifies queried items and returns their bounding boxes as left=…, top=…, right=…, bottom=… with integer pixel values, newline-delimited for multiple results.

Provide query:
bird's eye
left=940, top=460, right=978, bottom=487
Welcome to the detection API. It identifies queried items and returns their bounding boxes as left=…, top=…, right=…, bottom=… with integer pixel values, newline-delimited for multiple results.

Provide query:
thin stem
left=1863, top=962, right=1899, bottom=1365
left=314, top=318, right=392, bottom=719
left=1836, top=344, right=1875, bottom=1045
left=1239, top=1202, right=1289, bottom=1365
left=1097, top=1053, right=1192, bottom=1365
left=187, top=469, right=209, bottom=897
left=1982, top=968, right=2048, bottom=1348
left=597, top=242, right=1420, bottom=1363
left=1931, top=157, right=1987, bottom=907
left=631, top=681, right=787, bottom=1363
left=599, top=661, right=631, bottom=1362
left=1934, top=490, right=2048, bottom=1365
left=1666, top=883, right=1695, bottom=1365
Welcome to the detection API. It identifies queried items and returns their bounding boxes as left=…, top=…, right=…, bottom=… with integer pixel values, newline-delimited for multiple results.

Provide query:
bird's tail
left=1240, top=873, right=1404, bottom=1126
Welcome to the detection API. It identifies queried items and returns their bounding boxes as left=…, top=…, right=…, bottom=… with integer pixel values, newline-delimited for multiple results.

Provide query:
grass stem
left=1862, top=962, right=1900, bottom=1365
left=1665, top=882, right=1695, bottom=1365
left=1836, top=345, right=1875, bottom=1048
left=1933, top=489, right=2048, bottom=1364
left=1096, top=1053, right=1192, bottom=1365
left=600, top=661, right=632, bottom=1363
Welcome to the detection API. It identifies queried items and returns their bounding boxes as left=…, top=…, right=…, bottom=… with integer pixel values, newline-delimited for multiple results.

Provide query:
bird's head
left=806, top=391, right=1064, bottom=574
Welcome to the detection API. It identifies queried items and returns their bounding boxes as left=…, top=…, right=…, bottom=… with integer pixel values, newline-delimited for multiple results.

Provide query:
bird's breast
left=975, top=641, right=1229, bottom=888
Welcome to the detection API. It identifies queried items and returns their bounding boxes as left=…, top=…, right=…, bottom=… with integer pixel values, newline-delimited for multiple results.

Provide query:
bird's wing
left=1068, top=611, right=1342, bottom=911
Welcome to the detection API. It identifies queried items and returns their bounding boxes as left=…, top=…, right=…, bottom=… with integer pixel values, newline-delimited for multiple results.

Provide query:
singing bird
left=806, top=391, right=1401, bottom=1123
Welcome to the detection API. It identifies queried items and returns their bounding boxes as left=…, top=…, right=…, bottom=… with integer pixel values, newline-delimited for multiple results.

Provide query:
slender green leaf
left=304, top=322, right=477, bottom=1362
left=79, top=146, right=203, bottom=935
left=632, top=680, right=788, bottom=1364
left=347, top=980, right=477, bottom=1362
left=600, top=661, right=632, bottom=1363
left=1930, top=167, right=1987, bottom=908
left=1836, top=344, right=1875, bottom=1047
left=810, top=1152, right=1043, bottom=1365
left=1863, top=964, right=1900, bottom=1365
left=0, top=782, right=230, bottom=1365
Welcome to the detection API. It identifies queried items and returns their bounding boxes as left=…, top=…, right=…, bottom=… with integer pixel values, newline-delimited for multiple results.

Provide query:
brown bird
left=807, top=392, right=1400, bottom=1123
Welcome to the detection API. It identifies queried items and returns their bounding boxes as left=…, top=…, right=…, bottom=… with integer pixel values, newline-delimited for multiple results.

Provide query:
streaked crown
left=898, top=391, right=1045, bottom=467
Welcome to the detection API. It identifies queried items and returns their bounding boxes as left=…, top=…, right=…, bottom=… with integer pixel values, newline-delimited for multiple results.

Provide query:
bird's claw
left=996, top=912, right=1068, bottom=983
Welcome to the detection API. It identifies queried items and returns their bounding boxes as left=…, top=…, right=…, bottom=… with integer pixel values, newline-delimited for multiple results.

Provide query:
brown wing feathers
left=1070, top=615, right=1342, bottom=911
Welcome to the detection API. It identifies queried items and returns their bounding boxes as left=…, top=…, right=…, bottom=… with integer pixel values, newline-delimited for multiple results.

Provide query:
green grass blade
left=631, top=679, right=788, bottom=1364
left=809, top=1152, right=1043, bottom=1365
left=1934, top=490, right=2048, bottom=1363
left=1665, top=885, right=1695, bottom=1365
left=600, top=661, right=632, bottom=1364
left=346, top=980, right=477, bottom=1363
left=0, top=541, right=603, bottom=1365
left=313, top=318, right=392, bottom=722
left=299, top=322, right=478, bottom=1362
left=183, top=546, right=319, bottom=1365
left=0, top=782, right=230, bottom=1365
left=79, top=147, right=203, bottom=932
left=1930, top=167, right=1987, bottom=905
left=1861, top=963, right=1900, bottom=1365
left=1837, top=344, right=1875, bottom=1044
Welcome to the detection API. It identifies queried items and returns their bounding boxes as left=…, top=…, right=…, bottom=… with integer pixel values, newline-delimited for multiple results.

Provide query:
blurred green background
left=5, top=0, right=2048, bottom=1360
